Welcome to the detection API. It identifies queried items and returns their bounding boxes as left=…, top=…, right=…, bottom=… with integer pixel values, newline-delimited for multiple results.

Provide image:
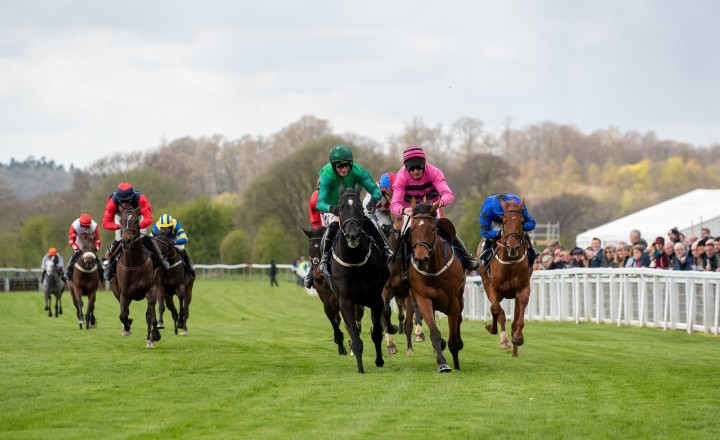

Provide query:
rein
left=496, top=208, right=528, bottom=266
left=411, top=213, right=455, bottom=277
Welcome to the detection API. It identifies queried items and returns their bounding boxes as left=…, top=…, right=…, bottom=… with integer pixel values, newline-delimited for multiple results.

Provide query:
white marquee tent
left=575, top=189, right=720, bottom=249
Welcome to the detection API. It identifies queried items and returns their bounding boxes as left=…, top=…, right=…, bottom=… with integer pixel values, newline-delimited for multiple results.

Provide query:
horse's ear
left=354, top=183, right=361, bottom=194
left=301, top=227, right=312, bottom=238
left=520, top=197, right=526, bottom=210
left=410, top=198, right=417, bottom=213
left=430, top=200, right=441, bottom=214
left=338, top=183, right=346, bottom=194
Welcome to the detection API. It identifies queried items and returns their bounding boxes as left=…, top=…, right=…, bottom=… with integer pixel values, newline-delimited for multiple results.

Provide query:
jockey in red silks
left=101, top=182, right=168, bottom=281
left=390, top=146, right=479, bottom=272
left=64, top=213, right=104, bottom=281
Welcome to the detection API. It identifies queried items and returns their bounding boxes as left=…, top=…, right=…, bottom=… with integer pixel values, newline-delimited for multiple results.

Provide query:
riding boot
left=480, top=239, right=495, bottom=269
left=104, top=240, right=120, bottom=267
left=453, top=236, right=479, bottom=272
left=96, top=260, right=105, bottom=280
left=179, top=249, right=196, bottom=277
left=104, top=254, right=116, bottom=281
left=65, top=251, right=80, bottom=281
left=318, top=221, right=339, bottom=278
left=303, top=272, right=314, bottom=289
left=365, top=217, right=394, bottom=264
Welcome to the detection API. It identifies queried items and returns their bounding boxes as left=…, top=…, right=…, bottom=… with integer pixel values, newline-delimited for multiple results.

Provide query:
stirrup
left=161, top=259, right=170, bottom=270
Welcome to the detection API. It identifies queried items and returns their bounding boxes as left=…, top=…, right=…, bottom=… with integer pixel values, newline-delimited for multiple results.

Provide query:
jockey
left=390, top=146, right=479, bottom=272
left=41, top=247, right=65, bottom=283
left=478, top=193, right=538, bottom=268
left=64, top=213, right=104, bottom=281
left=101, top=182, right=169, bottom=281
left=151, top=213, right=196, bottom=282
left=308, top=178, right=331, bottom=230
left=363, top=172, right=395, bottom=236
left=314, top=144, right=394, bottom=279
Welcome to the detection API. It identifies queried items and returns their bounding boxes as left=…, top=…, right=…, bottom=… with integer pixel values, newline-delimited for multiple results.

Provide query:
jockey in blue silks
left=478, top=193, right=539, bottom=268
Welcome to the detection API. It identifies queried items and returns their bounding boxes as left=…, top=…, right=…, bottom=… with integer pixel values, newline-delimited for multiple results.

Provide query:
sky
left=1, top=0, right=719, bottom=170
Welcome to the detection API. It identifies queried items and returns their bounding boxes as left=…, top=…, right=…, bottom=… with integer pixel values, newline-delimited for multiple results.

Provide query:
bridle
left=411, top=214, right=437, bottom=257
left=496, top=208, right=528, bottom=265
left=120, top=212, right=142, bottom=251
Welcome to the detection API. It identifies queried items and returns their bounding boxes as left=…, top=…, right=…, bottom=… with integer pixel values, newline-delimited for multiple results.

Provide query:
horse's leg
left=58, top=292, right=63, bottom=315
left=86, top=290, right=97, bottom=329
left=511, top=287, right=531, bottom=357
left=338, top=297, right=364, bottom=373
left=413, top=300, right=425, bottom=342
left=163, top=292, right=180, bottom=335
left=382, top=288, right=398, bottom=335
left=413, top=293, right=450, bottom=373
left=146, top=288, right=161, bottom=347
left=44, top=289, right=50, bottom=312
left=176, top=287, right=186, bottom=330
left=157, top=292, right=166, bottom=329
left=181, top=280, right=192, bottom=336
left=446, top=306, right=461, bottom=371
left=403, top=296, right=415, bottom=355
left=323, top=296, right=347, bottom=355
left=119, top=295, right=132, bottom=336
left=369, top=297, right=385, bottom=369
left=54, top=294, right=60, bottom=318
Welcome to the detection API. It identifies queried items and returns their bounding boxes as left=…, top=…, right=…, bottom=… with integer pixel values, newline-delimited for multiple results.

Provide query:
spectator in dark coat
left=269, top=259, right=279, bottom=287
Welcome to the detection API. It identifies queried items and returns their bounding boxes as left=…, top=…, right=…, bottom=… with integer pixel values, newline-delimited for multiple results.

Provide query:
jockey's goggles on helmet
left=406, top=164, right=424, bottom=172
left=334, top=161, right=352, bottom=169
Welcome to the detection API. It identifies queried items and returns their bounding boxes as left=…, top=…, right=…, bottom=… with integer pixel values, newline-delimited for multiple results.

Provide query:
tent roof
left=575, top=189, right=720, bottom=248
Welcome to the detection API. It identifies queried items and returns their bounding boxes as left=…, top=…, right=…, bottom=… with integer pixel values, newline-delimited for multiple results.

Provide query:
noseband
left=497, top=209, right=528, bottom=264
left=411, top=214, right=437, bottom=256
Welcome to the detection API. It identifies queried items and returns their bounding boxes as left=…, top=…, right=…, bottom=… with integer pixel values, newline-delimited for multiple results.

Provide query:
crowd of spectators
left=534, top=227, right=720, bottom=272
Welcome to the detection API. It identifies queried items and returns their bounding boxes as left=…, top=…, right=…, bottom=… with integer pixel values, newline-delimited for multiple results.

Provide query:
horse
left=381, top=214, right=425, bottom=356
left=477, top=197, right=533, bottom=357
left=328, top=183, right=389, bottom=373
left=42, top=258, right=64, bottom=318
left=109, top=206, right=162, bottom=348
left=153, top=230, right=194, bottom=336
left=407, top=199, right=466, bottom=373
left=67, top=240, right=100, bottom=329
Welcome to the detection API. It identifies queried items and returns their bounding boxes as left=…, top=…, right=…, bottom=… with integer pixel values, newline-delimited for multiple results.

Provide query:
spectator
left=601, top=245, right=616, bottom=268
left=560, top=249, right=573, bottom=268
left=615, top=244, right=632, bottom=268
left=587, top=237, right=604, bottom=267
left=269, top=259, right=279, bottom=287
left=689, top=240, right=704, bottom=271
left=704, top=237, right=719, bottom=271
left=629, top=229, right=649, bottom=252
left=570, top=247, right=585, bottom=268
left=668, top=228, right=684, bottom=245
left=540, top=254, right=553, bottom=270
left=548, top=248, right=566, bottom=269
left=663, top=240, right=676, bottom=267
left=671, top=242, right=692, bottom=271
left=701, top=227, right=712, bottom=239
left=649, top=237, right=669, bottom=269
left=625, top=245, right=650, bottom=268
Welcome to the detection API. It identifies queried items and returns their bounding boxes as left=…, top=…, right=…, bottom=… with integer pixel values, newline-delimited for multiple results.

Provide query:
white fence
left=465, top=268, right=719, bottom=336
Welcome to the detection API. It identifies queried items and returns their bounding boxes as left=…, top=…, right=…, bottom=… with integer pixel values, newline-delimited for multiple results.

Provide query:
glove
left=328, top=205, right=338, bottom=215
left=366, top=197, right=379, bottom=214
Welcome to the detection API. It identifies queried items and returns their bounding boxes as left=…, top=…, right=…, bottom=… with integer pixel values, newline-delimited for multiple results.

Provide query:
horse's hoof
left=157, top=322, right=164, bottom=329
left=415, top=332, right=425, bottom=342
left=438, top=364, right=451, bottom=373
left=121, top=330, right=131, bottom=336
left=500, top=342, right=511, bottom=350
left=146, top=340, right=154, bottom=349
left=376, top=359, right=384, bottom=368
left=152, top=330, right=162, bottom=342
left=512, top=336, right=524, bottom=346
left=406, top=348, right=414, bottom=356
left=338, top=347, right=348, bottom=356
left=386, top=345, right=398, bottom=355
left=44, top=306, right=49, bottom=311
left=179, top=329, right=188, bottom=336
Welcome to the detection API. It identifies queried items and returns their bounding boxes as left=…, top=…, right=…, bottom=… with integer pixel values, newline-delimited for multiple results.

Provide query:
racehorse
left=153, top=229, right=194, bottom=336
left=302, top=226, right=364, bottom=356
left=476, top=196, right=532, bottom=357
left=42, top=258, right=64, bottom=318
left=329, top=183, right=389, bottom=373
left=109, top=206, right=162, bottom=348
left=68, top=240, right=100, bottom=329
left=408, top=199, right=466, bottom=372
left=382, top=214, right=424, bottom=356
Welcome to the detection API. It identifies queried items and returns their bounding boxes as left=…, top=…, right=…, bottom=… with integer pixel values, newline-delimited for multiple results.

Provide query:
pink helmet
left=402, top=146, right=426, bottom=167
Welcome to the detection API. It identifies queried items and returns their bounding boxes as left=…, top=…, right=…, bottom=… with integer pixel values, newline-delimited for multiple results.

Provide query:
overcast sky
left=1, top=0, right=718, bottom=169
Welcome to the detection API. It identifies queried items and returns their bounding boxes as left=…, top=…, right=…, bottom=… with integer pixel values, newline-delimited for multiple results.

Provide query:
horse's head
left=302, top=226, right=325, bottom=279
left=44, top=259, right=57, bottom=276
left=337, top=183, right=364, bottom=248
left=79, top=241, right=98, bottom=267
left=500, top=197, right=527, bottom=258
left=409, top=198, right=441, bottom=271
left=119, top=206, right=142, bottom=250
left=153, top=228, right=177, bottom=260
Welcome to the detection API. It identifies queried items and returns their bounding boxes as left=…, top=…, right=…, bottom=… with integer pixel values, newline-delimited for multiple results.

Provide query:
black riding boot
left=65, top=251, right=81, bottom=281
left=480, top=239, right=495, bottom=269
left=303, top=271, right=314, bottom=289
left=364, top=217, right=394, bottom=264
left=453, top=236, right=479, bottom=272
left=525, top=233, right=539, bottom=267
left=142, top=235, right=170, bottom=270
left=179, top=249, right=196, bottom=276
left=317, top=221, right=339, bottom=278
left=104, top=241, right=121, bottom=281
left=96, top=260, right=105, bottom=280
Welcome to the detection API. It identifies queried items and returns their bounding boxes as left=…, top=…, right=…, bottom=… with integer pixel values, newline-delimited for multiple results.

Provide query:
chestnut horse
left=408, top=200, right=465, bottom=373
left=109, top=207, right=162, bottom=348
left=477, top=197, right=532, bottom=357
left=153, top=230, right=194, bottom=336
left=68, top=240, right=100, bottom=329
left=301, top=226, right=364, bottom=356
left=382, top=214, right=424, bottom=356
left=329, top=184, right=389, bottom=373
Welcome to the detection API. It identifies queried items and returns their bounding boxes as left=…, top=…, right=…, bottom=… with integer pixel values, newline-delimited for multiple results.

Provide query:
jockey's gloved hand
left=366, top=197, right=379, bottom=214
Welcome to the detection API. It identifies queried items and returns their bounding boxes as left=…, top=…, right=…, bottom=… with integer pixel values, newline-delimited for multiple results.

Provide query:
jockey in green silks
left=303, top=144, right=393, bottom=288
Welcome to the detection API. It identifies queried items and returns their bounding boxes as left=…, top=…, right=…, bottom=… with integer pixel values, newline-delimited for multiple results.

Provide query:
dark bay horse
left=382, top=214, right=424, bottom=356
left=329, top=184, right=389, bottom=373
left=110, top=206, right=162, bottom=348
left=42, top=258, right=64, bottom=318
left=302, top=226, right=364, bottom=356
left=68, top=241, right=100, bottom=329
left=153, top=230, right=194, bottom=336
left=477, top=197, right=532, bottom=357
left=408, top=200, right=465, bottom=373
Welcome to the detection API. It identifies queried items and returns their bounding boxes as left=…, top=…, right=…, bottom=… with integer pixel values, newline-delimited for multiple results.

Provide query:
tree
left=220, top=229, right=250, bottom=264
left=451, top=117, right=484, bottom=157
left=171, top=198, right=234, bottom=264
left=251, top=217, right=293, bottom=263
left=19, top=216, right=64, bottom=267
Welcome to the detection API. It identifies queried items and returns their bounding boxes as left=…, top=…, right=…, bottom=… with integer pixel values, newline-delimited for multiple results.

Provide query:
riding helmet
left=79, top=213, right=92, bottom=227
left=329, top=144, right=353, bottom=164
left=48, top=247, right=57, bottom=256
left=379, top=172, right=396, bottom=190
left=157, top=214, right=175, bottom=229
left=115, top=182, right=134, bottom=201
left=402, top=146, right=426, bottom=168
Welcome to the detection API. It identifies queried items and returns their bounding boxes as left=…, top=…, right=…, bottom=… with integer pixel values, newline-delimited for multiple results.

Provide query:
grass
left=1, top=280, right=718, bottom=439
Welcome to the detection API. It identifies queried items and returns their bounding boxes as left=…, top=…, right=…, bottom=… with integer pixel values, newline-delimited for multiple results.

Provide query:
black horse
left=153, top=230, right=194, bottom=336
left=328, top=183, right=389, bottom=373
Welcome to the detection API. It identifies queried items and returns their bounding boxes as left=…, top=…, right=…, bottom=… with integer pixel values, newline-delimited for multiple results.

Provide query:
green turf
left=1, top=280, right=718, bottom=439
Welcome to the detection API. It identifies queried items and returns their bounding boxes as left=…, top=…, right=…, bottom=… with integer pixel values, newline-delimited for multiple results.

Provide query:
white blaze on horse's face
left=419, top=220, right=425, bottom=226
